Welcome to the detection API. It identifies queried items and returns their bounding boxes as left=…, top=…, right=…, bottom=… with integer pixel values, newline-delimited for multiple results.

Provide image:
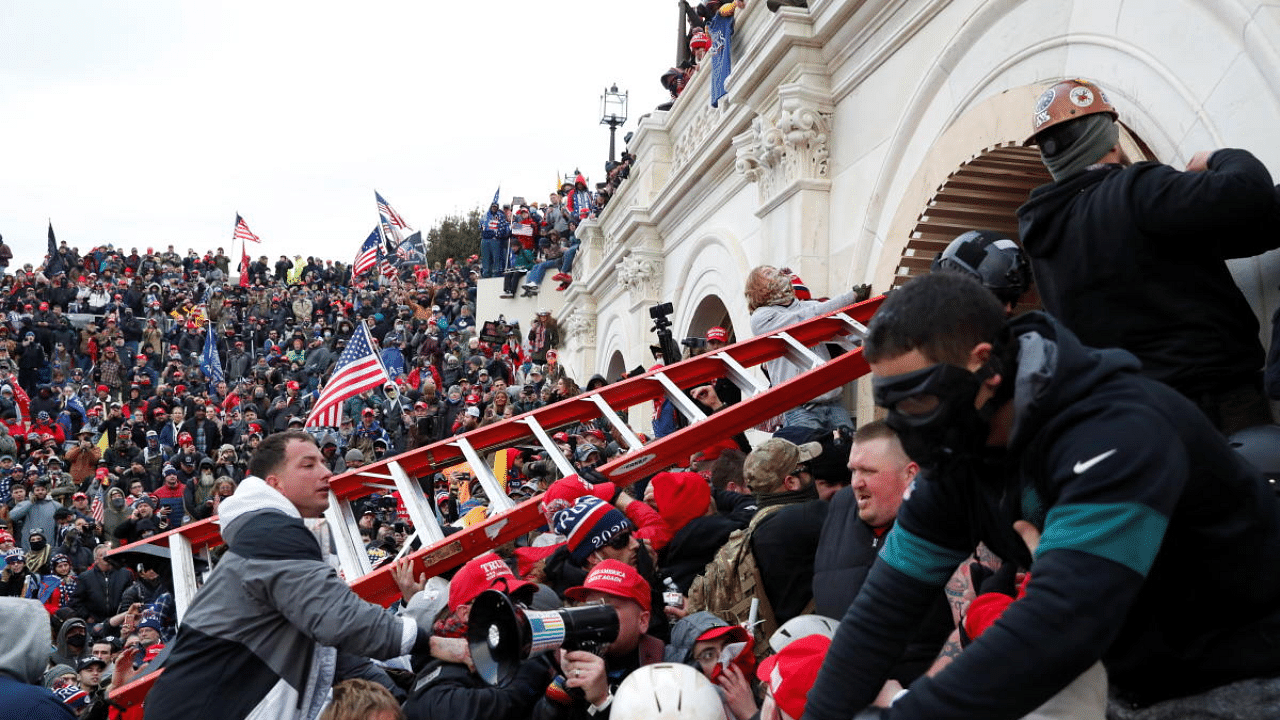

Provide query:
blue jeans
left=782, top=401, right=853, bottom=433
left=527, top=260, right=558, bottom=286
left=481, top=237, right=502, bottom=277
left=560, top=243, right=579, bottom=275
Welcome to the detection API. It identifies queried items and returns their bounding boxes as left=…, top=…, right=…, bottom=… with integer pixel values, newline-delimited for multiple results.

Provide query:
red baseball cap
left=756, top=634, right=831, bottom=720
left=582, top=428, right=607, bottom=442
left=705, top=326, right=728, bottom=343
left=565, top=560, right=651, bottom=612
left=448, top=552, right=536, bottom=612
left=696, top=623, right=756, bottom=681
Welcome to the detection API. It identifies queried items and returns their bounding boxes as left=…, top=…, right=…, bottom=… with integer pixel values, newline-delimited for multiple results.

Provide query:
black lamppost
left=600, top=84, right=629, bottom=165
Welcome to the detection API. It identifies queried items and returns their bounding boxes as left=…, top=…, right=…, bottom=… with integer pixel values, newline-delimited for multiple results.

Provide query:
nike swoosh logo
left=1073, top=449, right=1117, bottom=474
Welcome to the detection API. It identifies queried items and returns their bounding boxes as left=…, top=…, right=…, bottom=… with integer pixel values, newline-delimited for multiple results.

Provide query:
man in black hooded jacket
left=803, top=272, right=1280, bottom=720
left=1016, top=79, right=1280, bottom=434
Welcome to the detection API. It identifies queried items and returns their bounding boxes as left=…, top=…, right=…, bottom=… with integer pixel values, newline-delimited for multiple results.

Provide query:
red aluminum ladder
left=109, top=294, right=883, bottom=708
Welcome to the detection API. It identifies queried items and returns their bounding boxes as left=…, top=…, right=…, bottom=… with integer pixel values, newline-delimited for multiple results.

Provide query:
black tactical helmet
left=931, top=230, right=1032, bottom=306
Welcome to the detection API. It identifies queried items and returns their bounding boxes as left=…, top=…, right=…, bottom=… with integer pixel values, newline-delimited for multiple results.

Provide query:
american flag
left=233, top=214, right=261, bottom=243
left=89, top=494, right=104, bottom=525
left=378, top=241, right=398, bottom=281
left=375, top=191, right=410, bottom=230
left=352, top=228, right=380, bottom=276
left=305, top=323, right=392, bottom=428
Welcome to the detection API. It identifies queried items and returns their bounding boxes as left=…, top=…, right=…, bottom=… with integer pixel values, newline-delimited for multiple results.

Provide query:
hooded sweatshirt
left=803, top=312, right=1280, bottom=720
left=1015, top=149, right=1280, bottom=398
left=142, top=476, right=428, bottom=720
left=0, top=598, right=72, bottom=719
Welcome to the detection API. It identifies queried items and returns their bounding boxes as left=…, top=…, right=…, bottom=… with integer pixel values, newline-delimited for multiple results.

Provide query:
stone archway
left=888, top=125, right=1156, bottom=311
left=605, top=350, right=627, bottom=384
left=684, top=293, right=737, bottom=344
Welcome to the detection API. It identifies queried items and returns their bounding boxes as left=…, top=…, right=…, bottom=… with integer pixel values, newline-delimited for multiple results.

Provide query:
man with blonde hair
left=745, top=266, right=862, bottom=432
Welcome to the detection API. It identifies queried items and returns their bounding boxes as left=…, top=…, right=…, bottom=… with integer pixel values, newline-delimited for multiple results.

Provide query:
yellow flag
left=287, top=256, right=304, bottom=285
left=96, top=429, right=110, bottom=451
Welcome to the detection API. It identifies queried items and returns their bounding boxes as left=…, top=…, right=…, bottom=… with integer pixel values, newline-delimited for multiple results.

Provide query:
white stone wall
left=565, top=0, right=1280, bottom=413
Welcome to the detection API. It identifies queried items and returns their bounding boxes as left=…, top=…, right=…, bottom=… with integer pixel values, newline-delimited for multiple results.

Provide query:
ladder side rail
left=604, top=344, right=871, bottom=486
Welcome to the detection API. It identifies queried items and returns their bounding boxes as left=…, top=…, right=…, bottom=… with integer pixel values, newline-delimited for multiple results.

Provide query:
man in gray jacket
left=143, top=431, right=435, bottom=720
left=11, top=480, right=59, bottom=551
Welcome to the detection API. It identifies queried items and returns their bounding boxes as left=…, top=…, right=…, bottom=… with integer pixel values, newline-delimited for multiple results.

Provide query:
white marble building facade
left=553, top=0, right=1280, bottom=418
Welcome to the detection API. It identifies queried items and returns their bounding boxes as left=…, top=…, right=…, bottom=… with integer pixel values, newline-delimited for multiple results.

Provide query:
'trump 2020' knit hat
left=552, top=496, right=631, bottom=564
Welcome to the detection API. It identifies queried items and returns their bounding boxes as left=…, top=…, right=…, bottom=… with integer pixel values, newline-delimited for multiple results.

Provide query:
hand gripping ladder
left=109, top=294, right=883, bottom=708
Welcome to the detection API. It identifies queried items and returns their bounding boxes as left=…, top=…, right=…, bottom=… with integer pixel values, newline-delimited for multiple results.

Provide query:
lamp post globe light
left=600, top=84, right=629, bottom=165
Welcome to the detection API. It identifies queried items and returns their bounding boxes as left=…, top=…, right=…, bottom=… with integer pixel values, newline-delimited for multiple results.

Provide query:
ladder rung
left=520, top=415, right=579, bottom=478
left=388, top=460, right=447, bottom=545
left=777, top=331, right=824, bottom=370
left=351, top=471, right=397, bottom=481
left=713, top=352, right=769, bottom=397
left=453, top=437, right=516, bottom=513
left=586, top=394, right=644, bottom=450
left=831, top=312, right=869, bottom=343
left=326, top=490, right=373, bottom=581
left=651, top=371, right=708, bottom=422
left=169, top=533, right=197, bottom=624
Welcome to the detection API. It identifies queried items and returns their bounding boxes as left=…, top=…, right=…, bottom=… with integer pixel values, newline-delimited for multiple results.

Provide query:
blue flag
left=709, top=14, right=734, bottom=108
left=491, top=185, right=501, bottom=207
left=200, top=323, right=225, bottom=386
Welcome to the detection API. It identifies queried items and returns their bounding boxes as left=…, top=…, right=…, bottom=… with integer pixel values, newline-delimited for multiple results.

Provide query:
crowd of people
left=4, top=75, right=1280, bottom=720
left=482, top=166, right=636, bottom=300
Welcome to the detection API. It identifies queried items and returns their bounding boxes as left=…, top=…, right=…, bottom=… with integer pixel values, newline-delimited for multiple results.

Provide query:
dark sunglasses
left=605, top=528, right=634, bottom=551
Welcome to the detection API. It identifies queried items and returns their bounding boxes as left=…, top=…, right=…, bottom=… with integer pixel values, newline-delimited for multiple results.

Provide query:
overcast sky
left=0, top=2, right=676, bottom=268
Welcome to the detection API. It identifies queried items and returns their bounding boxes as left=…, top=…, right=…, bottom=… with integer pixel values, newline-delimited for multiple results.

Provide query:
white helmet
left=612, top=663, right=728, bottom=720
left=769, top=614, right=839, bottom=653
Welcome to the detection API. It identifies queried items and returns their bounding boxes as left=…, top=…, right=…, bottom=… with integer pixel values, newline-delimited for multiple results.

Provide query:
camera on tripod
left=467, top=589, right=619, bottom=686
left=648, top=301, right=674, bottom=332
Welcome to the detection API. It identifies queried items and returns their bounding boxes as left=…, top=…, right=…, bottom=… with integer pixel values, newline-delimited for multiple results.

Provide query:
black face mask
left=110, top=496, right=126, bottom=510
left=29, top=539, right=47, bottom=552
left=873, top=361, right=997, bottom=473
